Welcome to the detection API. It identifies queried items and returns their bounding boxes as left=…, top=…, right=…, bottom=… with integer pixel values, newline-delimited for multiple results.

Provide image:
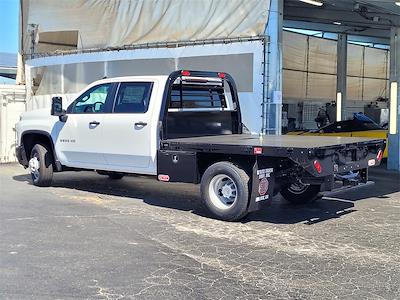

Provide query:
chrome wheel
left=208, top=174, right=238, bottom=210
left=29, top=156, right=40, bottom=181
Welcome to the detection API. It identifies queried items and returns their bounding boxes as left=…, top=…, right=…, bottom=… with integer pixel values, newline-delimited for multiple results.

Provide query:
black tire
left=29, top=144, right=53, bottom=187
left=108, top=173, right=124, bottom=180
left=280, top=183, right=321, bottom=205
left=200, top=162, right=250, bottom=221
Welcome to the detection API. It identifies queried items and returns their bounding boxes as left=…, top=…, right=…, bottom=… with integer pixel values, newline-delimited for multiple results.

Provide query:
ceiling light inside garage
left=396, top=2, right=400, bottom=6
left=299, top=0, right=324, bottom=6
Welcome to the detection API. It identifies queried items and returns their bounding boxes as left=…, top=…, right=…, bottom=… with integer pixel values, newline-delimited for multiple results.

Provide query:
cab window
left=113, top=82, right=153, bottom=113
left=69, top=83, right=112, bottom=114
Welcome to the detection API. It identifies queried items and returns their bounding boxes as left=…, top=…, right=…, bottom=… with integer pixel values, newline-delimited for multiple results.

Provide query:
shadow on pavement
left=332, top=162, right=400, bottom=201
left=12, top=162, right=398, bottom=225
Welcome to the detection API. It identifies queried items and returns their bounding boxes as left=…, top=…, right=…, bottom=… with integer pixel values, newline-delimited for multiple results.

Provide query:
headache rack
left=159, top=70, right=243, bottom=139
left=169, top=82, right=228, bottom=109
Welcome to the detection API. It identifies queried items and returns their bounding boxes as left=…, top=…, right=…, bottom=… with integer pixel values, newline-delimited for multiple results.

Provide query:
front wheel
left=29, top=144, right=54, bottom=187
left=280, top=182, right=321, bottom=205
left=200, top=162, right=250, bottom=221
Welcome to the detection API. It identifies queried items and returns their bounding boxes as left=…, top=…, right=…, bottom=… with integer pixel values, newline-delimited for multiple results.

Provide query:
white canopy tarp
left=24, top=39, right=269, bottom=133
left=21, top=0, right=270, bottom=55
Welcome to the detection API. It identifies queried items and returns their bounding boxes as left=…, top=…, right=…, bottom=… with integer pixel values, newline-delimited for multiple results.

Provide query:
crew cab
left=16, top=70, right=386, bottom=221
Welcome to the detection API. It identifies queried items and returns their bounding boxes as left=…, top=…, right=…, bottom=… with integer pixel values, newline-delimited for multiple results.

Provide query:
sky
left=0, top=0, right=19, bottom=54
left=0, top=0, right=18, bottom=84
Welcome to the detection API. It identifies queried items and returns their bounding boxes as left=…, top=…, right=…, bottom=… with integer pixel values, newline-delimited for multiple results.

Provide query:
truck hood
left=20, top=108, right=51, bottom=121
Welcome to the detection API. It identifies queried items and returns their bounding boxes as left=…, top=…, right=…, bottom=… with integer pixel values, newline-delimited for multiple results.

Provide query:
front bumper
left=16, top=145, right=28, bottom=167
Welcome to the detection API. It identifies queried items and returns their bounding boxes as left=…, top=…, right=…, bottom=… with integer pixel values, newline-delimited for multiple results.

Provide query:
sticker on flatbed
left=256, top=195, right=269, bottom=202
left=257, top=168, right=273, bottom=179
left=257, top=168, right=273, bottom=176
left=253, top=147, right=263, bottom=155
left=258, top=177, right=269, bottom=196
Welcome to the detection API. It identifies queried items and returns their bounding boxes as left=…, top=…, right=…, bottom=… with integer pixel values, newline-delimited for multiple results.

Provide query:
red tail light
left=218, top=72, right=226, bottom=79
left=313, top=160, right=322, bottom=174
left=181, top=70, right=191, bottom=76
left=377, top=150, right=383, bottom=161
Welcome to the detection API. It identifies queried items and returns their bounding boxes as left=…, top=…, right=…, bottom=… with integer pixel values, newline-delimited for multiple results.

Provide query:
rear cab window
left=113, top=82, right=153, bottom=113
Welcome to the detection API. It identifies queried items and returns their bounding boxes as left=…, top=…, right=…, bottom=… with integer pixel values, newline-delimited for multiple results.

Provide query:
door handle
left=89, top=121, right=100, bottom=126
left=134, top=122, right=147, bottom=127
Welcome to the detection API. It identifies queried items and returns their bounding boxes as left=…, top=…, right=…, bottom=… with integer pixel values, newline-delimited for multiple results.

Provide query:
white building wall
left=0, top=85, right=26, bottom=163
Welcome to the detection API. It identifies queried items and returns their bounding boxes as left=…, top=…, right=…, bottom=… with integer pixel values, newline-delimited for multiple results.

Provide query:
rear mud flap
left=248, top=158, right=275, bottom=213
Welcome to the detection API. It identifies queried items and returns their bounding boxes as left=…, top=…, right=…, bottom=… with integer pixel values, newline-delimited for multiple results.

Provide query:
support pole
left=388, top=27, right=400, bottom=171
left=336, top=33, right=348, bottom=122
left=264, top=0, right=283, bottom=135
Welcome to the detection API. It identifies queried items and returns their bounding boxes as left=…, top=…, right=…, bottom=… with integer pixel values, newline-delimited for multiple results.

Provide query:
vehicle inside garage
left=282, top=0, right=400, bottom=170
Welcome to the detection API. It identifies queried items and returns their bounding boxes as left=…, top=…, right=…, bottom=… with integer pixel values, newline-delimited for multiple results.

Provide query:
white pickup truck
left=16, top=70, right=386, bottom=221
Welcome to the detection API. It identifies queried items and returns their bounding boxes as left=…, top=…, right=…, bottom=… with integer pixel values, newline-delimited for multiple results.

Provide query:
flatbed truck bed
left=158, top=132, right=385, bottom=218
left=163, top=134, right=383, bottom=153
left=161, top=134, right=384, bottom=177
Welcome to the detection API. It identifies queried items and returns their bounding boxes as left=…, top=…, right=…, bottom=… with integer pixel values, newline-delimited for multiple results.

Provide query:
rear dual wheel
left=201, top=162, right=250, bottom=221
left=280, top=182, right=321, bottom=205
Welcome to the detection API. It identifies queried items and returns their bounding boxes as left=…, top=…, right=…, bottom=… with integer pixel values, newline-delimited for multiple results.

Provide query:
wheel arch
left=197, top=153, right=255, bottom=180
left=21, top=130, right=61, bottom=171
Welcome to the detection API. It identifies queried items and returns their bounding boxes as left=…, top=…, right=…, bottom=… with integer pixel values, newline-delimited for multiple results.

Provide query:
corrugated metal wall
left=0, top=85, right=26, bottom=163
left=283, top=31, right=390, bottom=103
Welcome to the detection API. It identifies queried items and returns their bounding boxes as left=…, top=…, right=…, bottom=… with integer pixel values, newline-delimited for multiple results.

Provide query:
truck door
left=54, top=83, right=114, bottom=169
left=100, top=81, right=158, bottom=175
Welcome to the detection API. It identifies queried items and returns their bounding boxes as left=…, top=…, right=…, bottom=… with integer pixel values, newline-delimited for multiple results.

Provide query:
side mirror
left=51, top=96, right=63, bottom=115
left=51, top=96, right=68, bottom=122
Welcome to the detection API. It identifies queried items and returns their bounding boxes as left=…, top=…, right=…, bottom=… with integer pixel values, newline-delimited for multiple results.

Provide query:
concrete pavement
left=0, top=163, right=399, bottom=299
